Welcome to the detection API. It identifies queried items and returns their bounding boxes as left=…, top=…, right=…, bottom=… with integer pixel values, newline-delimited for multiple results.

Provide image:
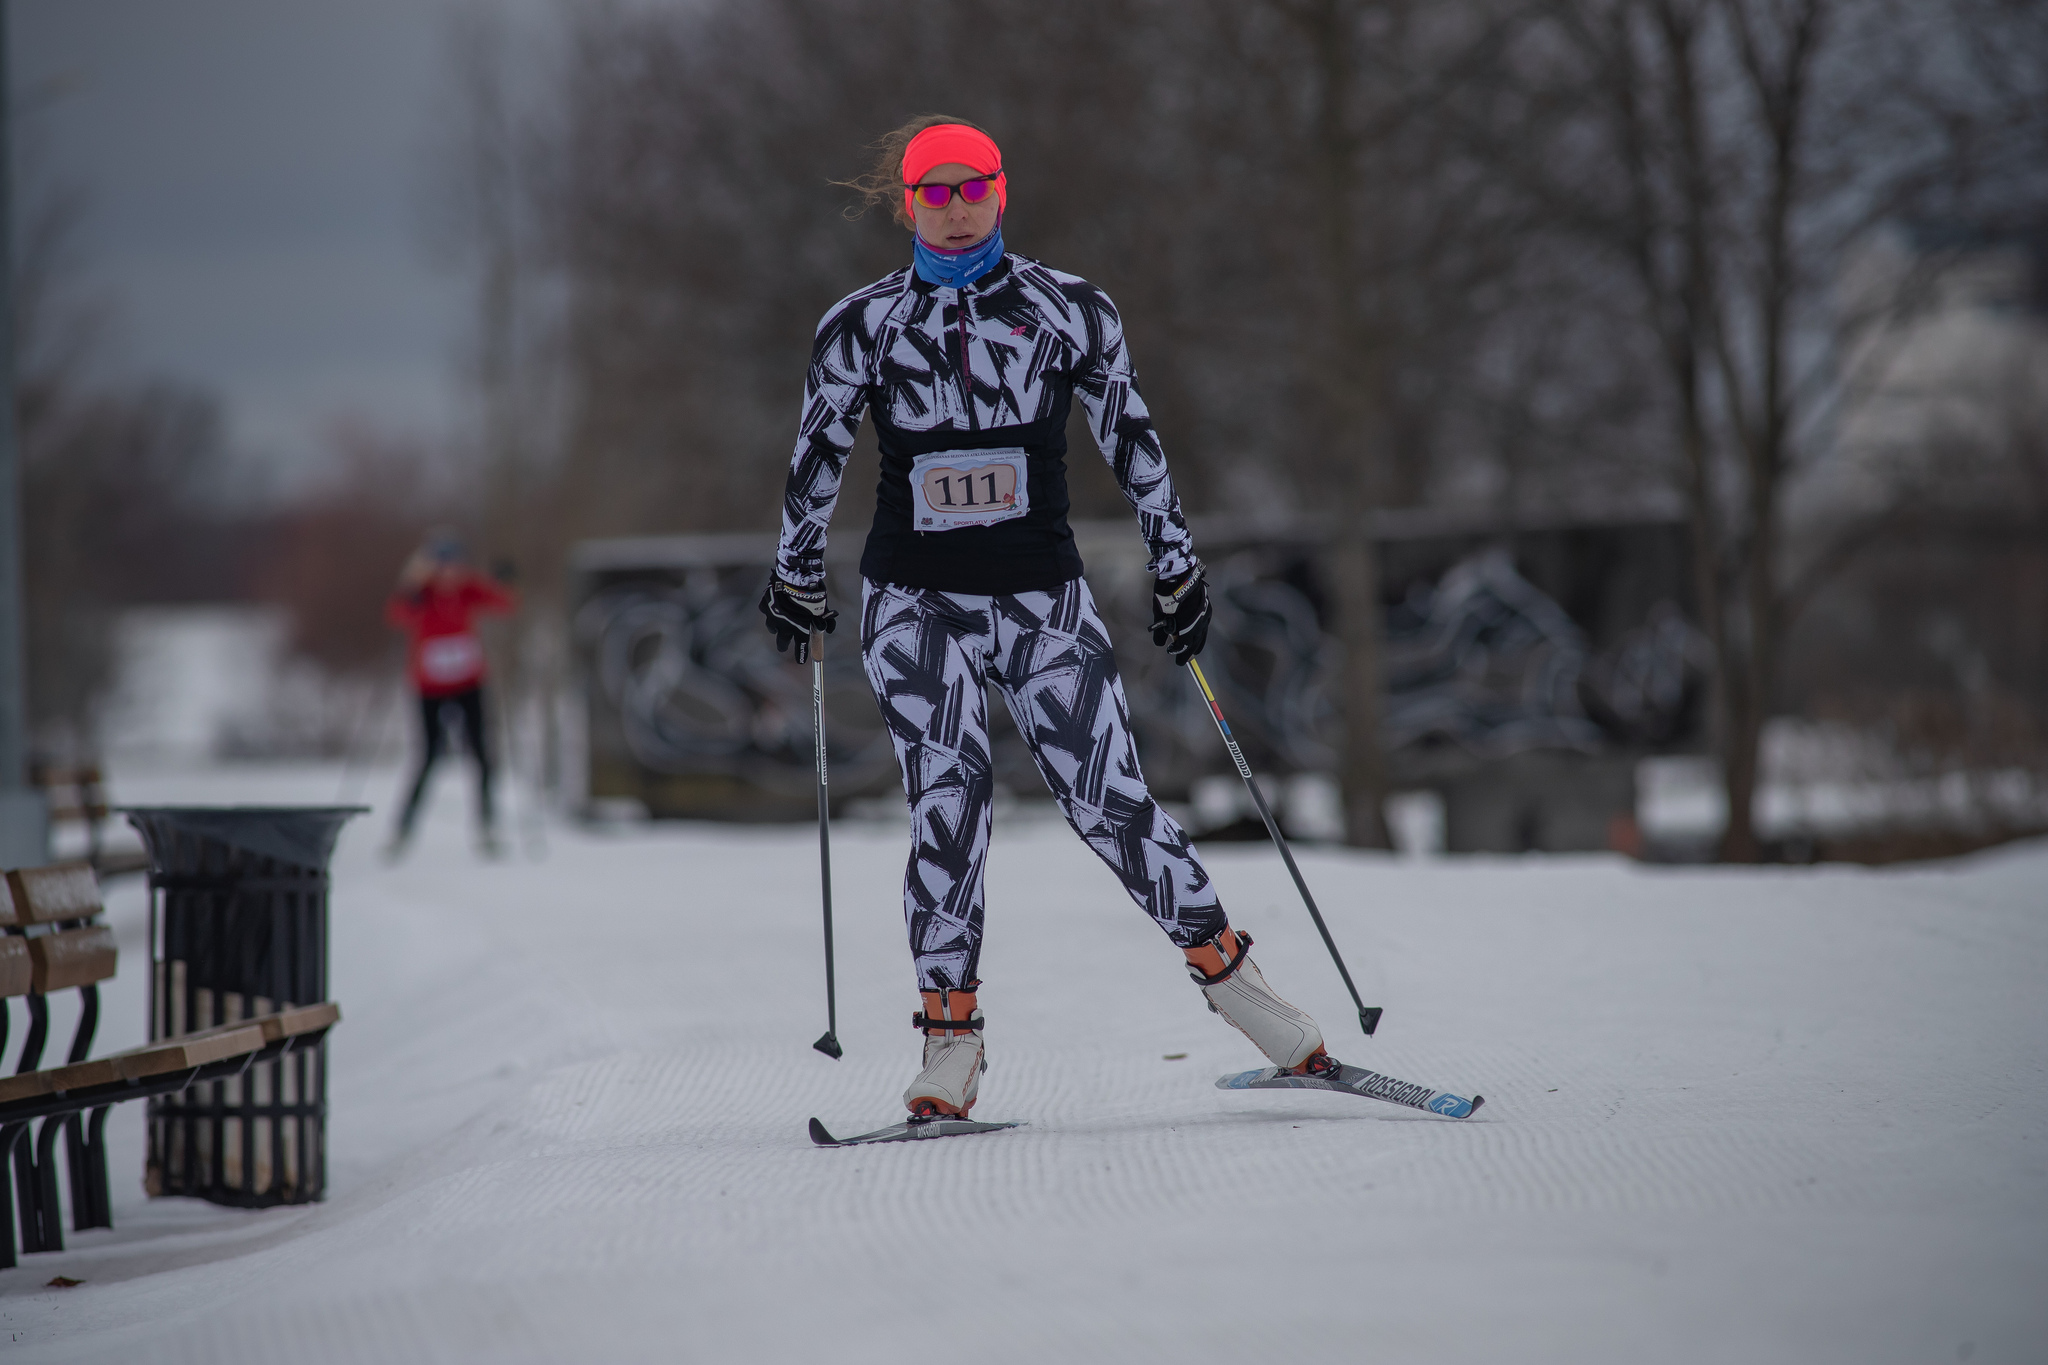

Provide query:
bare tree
left=1497, top=0, right=2027, bottom=859
left=13, top=180, right=246, bottom=758
left=1164, top=1, right=1542, bottom=845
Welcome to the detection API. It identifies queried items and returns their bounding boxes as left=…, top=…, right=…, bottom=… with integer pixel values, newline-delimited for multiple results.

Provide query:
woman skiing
left=762, top=116, right=1337, bottom=1120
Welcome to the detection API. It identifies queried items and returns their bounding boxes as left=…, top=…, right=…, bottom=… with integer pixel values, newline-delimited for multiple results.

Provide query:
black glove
left=1150, top=563, right=1211, bottom=665
left=759, top=577, right=837, bottom=664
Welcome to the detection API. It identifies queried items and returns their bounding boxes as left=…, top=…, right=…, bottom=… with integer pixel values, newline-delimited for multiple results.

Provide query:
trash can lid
left=119, top=806, right=369, bottom=871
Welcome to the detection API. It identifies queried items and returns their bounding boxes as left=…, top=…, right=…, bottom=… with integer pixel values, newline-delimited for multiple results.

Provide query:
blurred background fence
left=568, top=513, right=1701, bottom=854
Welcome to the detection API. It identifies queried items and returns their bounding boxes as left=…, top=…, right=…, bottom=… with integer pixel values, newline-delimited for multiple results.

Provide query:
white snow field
left=3, top=762, right=2044, bottom=1364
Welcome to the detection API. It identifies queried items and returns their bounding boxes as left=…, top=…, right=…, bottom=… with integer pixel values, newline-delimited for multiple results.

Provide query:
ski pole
left=494, top=677, right=548, bottom=861
left=810, top=627, right=844, bottom=1059
left=1186, top=655, right=1382, bottom=1038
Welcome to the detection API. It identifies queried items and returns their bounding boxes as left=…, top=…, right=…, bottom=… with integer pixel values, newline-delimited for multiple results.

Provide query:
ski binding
left=809, top=1116, right=1025, bottom=1147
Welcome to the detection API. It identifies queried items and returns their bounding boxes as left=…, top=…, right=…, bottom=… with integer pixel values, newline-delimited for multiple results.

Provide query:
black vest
left=859, top=382, right=1083, bottom=596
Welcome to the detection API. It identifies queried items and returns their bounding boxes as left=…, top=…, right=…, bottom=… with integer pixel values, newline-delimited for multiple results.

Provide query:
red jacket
left=386, top=573, right=518, bottom=697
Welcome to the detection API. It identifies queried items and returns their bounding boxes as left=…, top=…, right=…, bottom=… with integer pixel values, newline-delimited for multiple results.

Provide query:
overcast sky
left=12, top=0, right=548, bottom=493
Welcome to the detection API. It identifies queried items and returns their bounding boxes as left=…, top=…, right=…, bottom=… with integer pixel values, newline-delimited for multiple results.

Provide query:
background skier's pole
left=494, top=681, right=548, bottom=860
left=1186, top=656, right=1382, bottom=1038
left=811, top=628, right=843, bottom=1059
left=335, top=642, right=401, bottom=805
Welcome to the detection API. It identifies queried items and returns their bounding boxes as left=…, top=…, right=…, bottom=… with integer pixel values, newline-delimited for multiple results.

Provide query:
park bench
left=0, top=862, right=341, bottom=1268
left=30, top=761, right=151, bottom=880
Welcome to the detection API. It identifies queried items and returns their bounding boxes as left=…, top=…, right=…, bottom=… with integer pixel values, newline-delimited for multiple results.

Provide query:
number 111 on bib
left=930, top=468, right=1012, bottom=508
left=910, top=448, right=1030, bottom=531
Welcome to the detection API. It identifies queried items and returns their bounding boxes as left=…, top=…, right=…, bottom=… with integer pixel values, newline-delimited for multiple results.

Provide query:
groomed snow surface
left=3, top=762, right=2044, bottom=1364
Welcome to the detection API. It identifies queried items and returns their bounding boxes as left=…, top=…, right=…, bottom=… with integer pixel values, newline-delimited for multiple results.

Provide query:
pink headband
left=901, top=124, right=1007, bottom=219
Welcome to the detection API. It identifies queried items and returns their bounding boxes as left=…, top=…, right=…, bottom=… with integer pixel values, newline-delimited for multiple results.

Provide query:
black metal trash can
left=121, top=806, right=363, bottom=1208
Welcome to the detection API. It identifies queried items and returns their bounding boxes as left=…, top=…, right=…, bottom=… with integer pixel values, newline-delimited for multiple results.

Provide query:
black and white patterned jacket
left=775, top=253, right=1197, bottom=597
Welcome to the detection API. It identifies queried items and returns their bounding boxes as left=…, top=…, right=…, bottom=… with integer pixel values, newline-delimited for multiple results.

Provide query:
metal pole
left=810, top=628, right=841, bottom=1059
left=1187, top=657, right=1382, bottom=1038
left=0, top=0, right=50, bottom=868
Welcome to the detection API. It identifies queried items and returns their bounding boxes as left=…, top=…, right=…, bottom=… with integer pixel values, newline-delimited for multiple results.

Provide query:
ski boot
left=1185, top=926, right=1338, bottom=1077
left=904, top=984, right=986, bottom=1119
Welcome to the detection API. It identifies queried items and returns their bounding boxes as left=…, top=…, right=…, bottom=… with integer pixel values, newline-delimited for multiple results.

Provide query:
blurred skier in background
left=763, top=116, right=1335, bottom=1122
left=385, top=532, right=518, bottom=859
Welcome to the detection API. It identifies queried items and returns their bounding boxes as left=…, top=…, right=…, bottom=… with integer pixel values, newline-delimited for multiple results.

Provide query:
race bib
left=419, top=633, right=484, bottom=684
left=911, top=447, right=1030, bottom=531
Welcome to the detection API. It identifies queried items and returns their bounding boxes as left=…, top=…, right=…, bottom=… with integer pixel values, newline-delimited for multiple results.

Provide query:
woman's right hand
left=759, top=577, right=837, bottom=664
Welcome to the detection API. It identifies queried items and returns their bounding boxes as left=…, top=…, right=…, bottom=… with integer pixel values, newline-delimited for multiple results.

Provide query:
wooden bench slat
left=0, top=937, right=30, bottom=998
left=265, top=1001, right=342, bottom=1040
left=91, top=850, right=152, bottom=879
left=0, top=1068, right=54, bottom=1105
left=151, top=1003, right=342, bottom=1050
left=30, top=764, right=102, bottom=786
left=0, top=1055, right=127, bottom=1105
left=5, top=862, right=104, bottom=925
left=103, top=1023, right=269, bottom=1080
left=26, top=925, right=117, bottom=993
left=0, top=1002, right=343, bottom=1108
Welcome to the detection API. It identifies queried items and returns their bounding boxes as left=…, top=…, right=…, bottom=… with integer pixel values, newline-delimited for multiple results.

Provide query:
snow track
left=2, top=763, right=2043, bottom=1363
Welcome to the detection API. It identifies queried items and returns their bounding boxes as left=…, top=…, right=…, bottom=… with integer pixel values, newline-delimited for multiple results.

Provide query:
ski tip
left=813, top=1032, right=844, bottom=1060
left=1468, top=1094, right=1485, bottom=1117
left=807, top=1117, right=840, bottom=1146
left=1359, top=1006, right=1384, bottom=1036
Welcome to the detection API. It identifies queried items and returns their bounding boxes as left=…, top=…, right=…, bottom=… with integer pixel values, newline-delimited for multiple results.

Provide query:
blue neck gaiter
left=913, top=223, right=1005, bottom=289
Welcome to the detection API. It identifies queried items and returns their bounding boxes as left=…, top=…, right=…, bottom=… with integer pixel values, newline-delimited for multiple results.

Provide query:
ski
left=1217, top=1062, right=1484, bottom=1119
left=808, top=1116, right=1025, bottom=1147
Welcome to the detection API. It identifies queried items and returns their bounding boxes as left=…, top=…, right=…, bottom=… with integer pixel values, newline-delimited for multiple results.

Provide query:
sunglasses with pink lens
left=908, top=174, right=1000, bottom=210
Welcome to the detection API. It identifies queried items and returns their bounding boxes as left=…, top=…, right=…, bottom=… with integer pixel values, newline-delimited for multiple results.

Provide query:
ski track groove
left=369, top=1043, right=2022, bottom=1232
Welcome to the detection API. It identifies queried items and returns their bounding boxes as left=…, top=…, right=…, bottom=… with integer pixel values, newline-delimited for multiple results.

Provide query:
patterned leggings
left=860, top=577, right=1227, bottom=992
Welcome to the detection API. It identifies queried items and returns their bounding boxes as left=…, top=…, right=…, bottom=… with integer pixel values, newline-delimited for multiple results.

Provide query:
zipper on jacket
left=957, top=292, right=977, bottom=431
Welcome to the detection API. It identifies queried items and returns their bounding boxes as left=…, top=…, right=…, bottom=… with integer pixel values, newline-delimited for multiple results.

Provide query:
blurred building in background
left=570, top=514, right=1702, bottom=853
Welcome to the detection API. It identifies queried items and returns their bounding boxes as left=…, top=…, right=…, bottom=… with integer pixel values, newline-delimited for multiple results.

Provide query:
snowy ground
left=3, top=761, right=2044, bottom=1364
